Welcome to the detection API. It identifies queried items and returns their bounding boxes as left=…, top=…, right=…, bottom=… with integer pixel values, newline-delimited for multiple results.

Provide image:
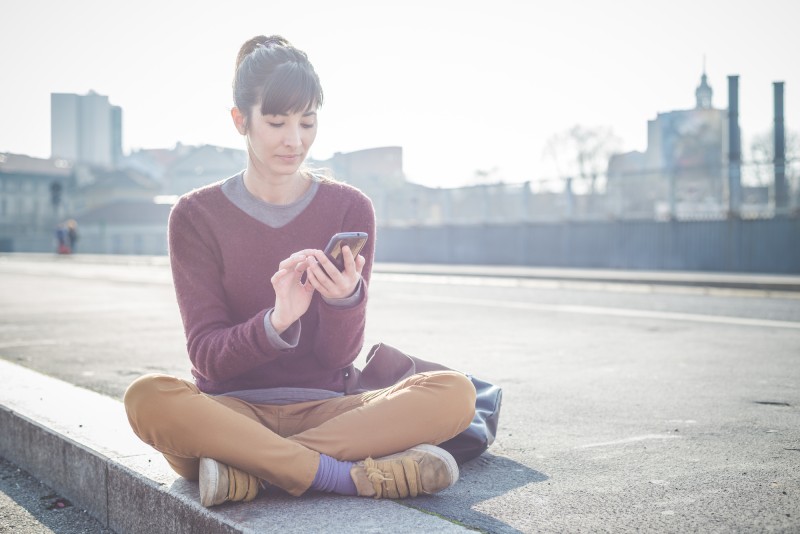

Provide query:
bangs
left=259, top=61, right=323, bottom=116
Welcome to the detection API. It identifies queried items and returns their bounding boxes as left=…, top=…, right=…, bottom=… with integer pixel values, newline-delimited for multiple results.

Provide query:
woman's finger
left=306, top=257, right=333, bottom=291
left=279, top=254, right=307, bottom=271
left=304, top=261, right=326, bottom=291
left=279, top=248, right=324, bottom=270
left=340, top=246, right=356, bottom=275
left=310, top=249, right=344, bottom=281
left=271, top=268, right=294, bottom=289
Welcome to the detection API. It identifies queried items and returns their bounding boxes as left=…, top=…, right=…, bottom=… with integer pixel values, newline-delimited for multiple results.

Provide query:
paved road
left=1, top=255, right=799, bottom=533
left=0, top=457, right=113, bottom=534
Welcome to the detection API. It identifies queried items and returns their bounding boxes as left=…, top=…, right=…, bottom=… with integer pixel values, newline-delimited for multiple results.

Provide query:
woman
left=124, top=35, right=476, bottom=508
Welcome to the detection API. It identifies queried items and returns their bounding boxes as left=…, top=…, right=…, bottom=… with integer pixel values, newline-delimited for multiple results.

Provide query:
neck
left=243, top=165, right=310, bottom=205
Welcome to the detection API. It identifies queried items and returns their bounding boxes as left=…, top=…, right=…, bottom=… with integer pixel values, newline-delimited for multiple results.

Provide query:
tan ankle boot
left=350, top=444, right=459, bottom=499
left=198, top=458, right=260, bottom=507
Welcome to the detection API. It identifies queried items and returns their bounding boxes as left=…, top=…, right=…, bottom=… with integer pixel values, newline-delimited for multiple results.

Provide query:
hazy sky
left=1, top=0, right=798, bottom=187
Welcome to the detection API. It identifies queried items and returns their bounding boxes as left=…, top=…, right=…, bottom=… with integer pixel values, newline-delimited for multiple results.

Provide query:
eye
left=301, top=122, right=316, bottom=129
left=267, top=122, right=284, bottom=128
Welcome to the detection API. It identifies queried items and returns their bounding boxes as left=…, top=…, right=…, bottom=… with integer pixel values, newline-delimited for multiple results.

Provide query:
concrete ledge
left=0, top=407, right=110, bottom=525
left=0, top=359, right=468, bottom=533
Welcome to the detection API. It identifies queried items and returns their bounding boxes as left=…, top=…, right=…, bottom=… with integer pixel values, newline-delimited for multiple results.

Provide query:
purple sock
left=310, top=454, right=357, bottom=495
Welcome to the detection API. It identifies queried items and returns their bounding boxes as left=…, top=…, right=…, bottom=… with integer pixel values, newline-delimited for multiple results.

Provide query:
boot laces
left=364, top=457, right=421, bottom=498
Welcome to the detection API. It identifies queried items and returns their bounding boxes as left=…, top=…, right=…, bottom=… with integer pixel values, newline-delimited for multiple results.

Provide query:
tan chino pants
left=124, top=371, right=476, bottom=496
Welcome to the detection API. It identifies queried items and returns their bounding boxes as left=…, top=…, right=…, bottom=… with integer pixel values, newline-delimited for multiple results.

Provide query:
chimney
left=727, top=75, right=741, bottom=216
left=774, top=81, right=788, bottom=213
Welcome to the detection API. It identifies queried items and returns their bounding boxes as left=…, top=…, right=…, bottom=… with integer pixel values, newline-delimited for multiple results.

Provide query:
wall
left=376, top=218, right=800, bottom=274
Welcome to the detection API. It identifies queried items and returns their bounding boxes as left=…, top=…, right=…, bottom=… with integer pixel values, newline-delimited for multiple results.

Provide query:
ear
left=231, top=107, right=247, bottom=135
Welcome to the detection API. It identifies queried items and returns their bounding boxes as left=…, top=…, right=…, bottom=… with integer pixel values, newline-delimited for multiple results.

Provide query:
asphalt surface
left=1, top=253, right=799, bottom=533
left=0, top=457, right=112, bottom=534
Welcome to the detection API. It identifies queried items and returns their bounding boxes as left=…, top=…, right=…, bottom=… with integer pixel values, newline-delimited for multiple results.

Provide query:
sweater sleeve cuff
left=321, top=278, right=364, bottom=308
left=264, top=308, right=301, bottom=350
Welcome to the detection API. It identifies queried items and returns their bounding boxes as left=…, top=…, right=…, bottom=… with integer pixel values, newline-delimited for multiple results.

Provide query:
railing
left=372, top=160, right=800, bottom=227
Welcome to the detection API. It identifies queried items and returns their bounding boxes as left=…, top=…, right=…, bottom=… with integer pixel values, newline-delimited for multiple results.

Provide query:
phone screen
left=324, top=232, right=368, bottom=271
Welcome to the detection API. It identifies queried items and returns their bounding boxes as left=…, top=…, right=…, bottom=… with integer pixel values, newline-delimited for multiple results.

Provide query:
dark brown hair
left=233, top=35, right=323, bottom=128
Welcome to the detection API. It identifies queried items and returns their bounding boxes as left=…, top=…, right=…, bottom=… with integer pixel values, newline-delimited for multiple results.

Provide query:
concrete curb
left=0, top=360, right=469, bottom=534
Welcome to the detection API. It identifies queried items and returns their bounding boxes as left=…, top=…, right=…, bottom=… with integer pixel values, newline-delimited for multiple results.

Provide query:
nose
left=283, top=124, right=302, bottom=148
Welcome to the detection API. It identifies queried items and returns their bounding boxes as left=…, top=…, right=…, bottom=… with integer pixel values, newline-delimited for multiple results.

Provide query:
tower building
left=51, top=91, right=122, bottom=168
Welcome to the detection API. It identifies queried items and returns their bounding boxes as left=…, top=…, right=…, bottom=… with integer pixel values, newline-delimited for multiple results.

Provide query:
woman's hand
left=304, top=246, right=366, bottom=300
left=270, top=251, right=316, bottom=334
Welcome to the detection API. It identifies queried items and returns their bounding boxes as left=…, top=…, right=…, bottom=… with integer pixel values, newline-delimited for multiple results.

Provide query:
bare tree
left=543, top=125, right=622, bottom=194
left=749, top=128, right=799, bottom=184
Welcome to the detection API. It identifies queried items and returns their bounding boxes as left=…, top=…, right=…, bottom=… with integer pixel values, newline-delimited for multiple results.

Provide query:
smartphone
left=323, top=232, right=368, bottom=271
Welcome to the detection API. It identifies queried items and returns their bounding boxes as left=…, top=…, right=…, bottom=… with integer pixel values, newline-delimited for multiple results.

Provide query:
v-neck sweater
left=167, top=175, right=375, bottom=394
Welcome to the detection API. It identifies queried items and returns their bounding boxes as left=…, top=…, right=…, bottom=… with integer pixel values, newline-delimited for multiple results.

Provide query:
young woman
left=123, top=35, right=476, bottom=507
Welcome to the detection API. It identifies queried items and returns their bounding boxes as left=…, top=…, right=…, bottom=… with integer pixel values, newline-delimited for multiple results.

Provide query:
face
left=238, top=105, right=318, bottom=180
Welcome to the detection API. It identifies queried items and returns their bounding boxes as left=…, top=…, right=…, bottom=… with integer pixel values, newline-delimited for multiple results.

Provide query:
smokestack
left=727, top=75, right=741, bottom=216
left=774, top=81, right=788, bottom=213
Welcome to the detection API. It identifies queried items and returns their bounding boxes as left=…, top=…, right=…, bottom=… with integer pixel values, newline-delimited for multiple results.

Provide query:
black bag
left=437, top=374, right=502, bottom=464
left=353, top=343, right=503, bottom=465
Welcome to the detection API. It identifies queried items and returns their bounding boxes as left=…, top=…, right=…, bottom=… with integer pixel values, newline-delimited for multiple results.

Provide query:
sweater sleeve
left=311, top=190, right=376, bottom=370
left=168, top=197, right=288, bottom=383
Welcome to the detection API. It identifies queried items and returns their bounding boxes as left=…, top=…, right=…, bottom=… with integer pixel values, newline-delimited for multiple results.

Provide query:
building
left=161, top=144, right=246, bottom=195
left=74, top=199, right=172, bottom=255
left=0, top=153, right=75, bottom=251
left=607, top=70, right=729, bottom=218
left=124, top=143, right=246, bottom=195
left=73, top=165, right=161, bottom=214
left=309, top=147, right=404, bottom=193
left=51, top=91, right=123, bottom=168
left=0, top=151, right=168, bottom=253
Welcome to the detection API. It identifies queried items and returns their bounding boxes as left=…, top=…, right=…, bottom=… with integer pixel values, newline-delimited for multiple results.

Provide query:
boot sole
left=198, top=457, right=226, bottom=507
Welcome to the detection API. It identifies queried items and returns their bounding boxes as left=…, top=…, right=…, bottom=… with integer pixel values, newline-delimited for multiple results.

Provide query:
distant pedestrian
left=123, top=35, right=475, bottom=508
left=65, top=220, right=78, bottom=253
left=55, top=223, right=70, bottom=254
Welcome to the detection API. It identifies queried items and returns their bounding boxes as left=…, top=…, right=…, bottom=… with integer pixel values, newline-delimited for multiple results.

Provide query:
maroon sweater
left=168, top=178, right=375, bottom=394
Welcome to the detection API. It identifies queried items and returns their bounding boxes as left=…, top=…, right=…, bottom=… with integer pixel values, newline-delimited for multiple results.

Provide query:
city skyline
left=1, top=0, right=799, bottom=188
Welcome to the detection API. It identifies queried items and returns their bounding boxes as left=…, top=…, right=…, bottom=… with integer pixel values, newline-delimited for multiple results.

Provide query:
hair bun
left=236, top=35, right=290, bottom=68
left=261, top=35, right=289, bottom=48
